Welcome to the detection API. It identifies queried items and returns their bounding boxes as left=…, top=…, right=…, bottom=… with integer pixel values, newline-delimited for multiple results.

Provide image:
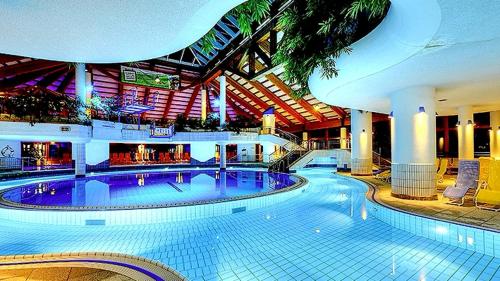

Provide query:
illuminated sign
left=150, top=124, right=175, bottom=138
left=120, top=66, right=180, bottom=90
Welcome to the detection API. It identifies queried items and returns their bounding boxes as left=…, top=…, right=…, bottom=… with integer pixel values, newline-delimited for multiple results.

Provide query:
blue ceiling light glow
left=418, top=106, right=425, bottom=113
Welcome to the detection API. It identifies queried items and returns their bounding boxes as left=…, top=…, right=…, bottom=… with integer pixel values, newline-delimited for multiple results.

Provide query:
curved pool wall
left=0, top=169, right=298, bottom=209
left=0, top=168, right=308, bottom=225
left=343, top=176, right=500, bottom=258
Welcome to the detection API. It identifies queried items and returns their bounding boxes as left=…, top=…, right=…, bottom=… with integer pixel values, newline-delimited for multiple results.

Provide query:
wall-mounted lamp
left=456, top=121, right=461, bottom=127
left=388, top=111, right=393, bottom=119
left=362, top=129, right=366, bottom=133
left=435, top=112, right=438, bottom=116
left=418, top=106, right=425, bottom=113
left=467, top=119, right=474, bottom=125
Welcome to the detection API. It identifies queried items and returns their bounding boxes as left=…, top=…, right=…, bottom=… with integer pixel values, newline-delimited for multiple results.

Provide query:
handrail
left=373, top=151, right=391, bottom=168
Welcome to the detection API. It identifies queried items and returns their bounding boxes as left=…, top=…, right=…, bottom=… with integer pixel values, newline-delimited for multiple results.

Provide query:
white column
left=351, top=110, right=372, bottom=175
left=73, top=142, right=86, bottom=177
left=75, top=63, right=87, bottom=119
left=219, top=75, right=226, bottom=127
left=262, top=142, right=275, bottom=163
left=219, top=143, right=226, bottom=169
left=340, top=127, right=348, bottom=149
left=201, top=88, right=207, bottom=121
left=391, top=86, right=437, bottom=199
left=458, top=106, right=474, bottom=160
left=490, top=111, right=500, bottom=159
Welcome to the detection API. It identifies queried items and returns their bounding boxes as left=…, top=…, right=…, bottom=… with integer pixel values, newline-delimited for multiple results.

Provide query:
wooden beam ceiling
left=225, top=75, right=292, bottom=126
left=265, top=73, right=326, bottom=122
left=248, top=79, right=307, bottom=124
left=184, top=85, right=201, bottom=116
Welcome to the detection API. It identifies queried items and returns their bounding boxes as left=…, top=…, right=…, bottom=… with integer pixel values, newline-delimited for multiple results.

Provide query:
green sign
left=120, top=66, right=180, bottom=90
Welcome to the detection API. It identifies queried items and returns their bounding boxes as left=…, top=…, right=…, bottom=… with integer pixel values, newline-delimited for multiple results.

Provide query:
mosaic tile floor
left=0, top=168, right=499, bottom=280
left=0, top=267, right=134, bottom=281
left=354, top=174, right=500, bottom=230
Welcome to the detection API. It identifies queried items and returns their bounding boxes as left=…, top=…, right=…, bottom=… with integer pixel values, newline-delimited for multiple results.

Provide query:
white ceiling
left=0, top=0, right=245, bottom=63
left=309, top=0, right=500, bottom=116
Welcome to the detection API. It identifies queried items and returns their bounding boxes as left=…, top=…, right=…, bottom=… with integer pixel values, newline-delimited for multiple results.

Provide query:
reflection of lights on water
left=50, top=189, right=55, bottom=195
left=265, top=214, right=271, bottom=220
left=176, top=172, right=184, bottom=183
left=338, top=193, right=348, bottom=202
left=216, top=235, right=219, bottom=239
left=315, top=229, right=320, bottom=233
left=164, top=167, right=169, bottom=171
left=435, top=226, right=448, bottom=234
left=419, top=270, right=426, bottom=281
left=90, top=172, right=95, bottom=176
left=390, top=256, right=396, bottom=276
left=467, top=236, right=474, bottom=246
left=361, top=205, right=367, bottom=221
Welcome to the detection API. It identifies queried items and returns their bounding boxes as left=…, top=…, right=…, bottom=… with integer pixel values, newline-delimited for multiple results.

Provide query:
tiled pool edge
left=0, top=170, right=308, bottom=225
left=0, top=252, right=186, bottom=281
left=347, top=176, right=500, bottom=258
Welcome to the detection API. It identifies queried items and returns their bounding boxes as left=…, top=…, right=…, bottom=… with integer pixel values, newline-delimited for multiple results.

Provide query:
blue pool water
left=0, top=168, right=498, bottom=280
left=0, top=170, right=297, bottom=208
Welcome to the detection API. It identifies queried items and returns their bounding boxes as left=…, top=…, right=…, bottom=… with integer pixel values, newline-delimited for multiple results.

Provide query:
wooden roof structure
left=0, top=0, right=350, bottom=132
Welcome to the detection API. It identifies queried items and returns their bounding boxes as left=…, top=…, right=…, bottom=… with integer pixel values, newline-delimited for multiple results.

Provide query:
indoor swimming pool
left=0, top=169, right=298, bottom=209
left=0, top=168, right=498, bottom=280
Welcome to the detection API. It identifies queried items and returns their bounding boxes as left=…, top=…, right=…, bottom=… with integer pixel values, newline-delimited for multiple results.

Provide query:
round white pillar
left=75, top=63, right=87, bottom=119
left=391, top=86, right=437, bottom=200
left=340, top=127, right=348, bottom=149
left=458, top=106, right=474, bottom=160
left=262, top=142, right=275, bottom=163
left=490, top=111, right=500, bottom=159
left=73, top=142, right=86, bottom=177
left=219, top=75, right=226, bottom=128
left=351, top=110, right=372, bottom=175
left=219, top=143, right=226, bottom=170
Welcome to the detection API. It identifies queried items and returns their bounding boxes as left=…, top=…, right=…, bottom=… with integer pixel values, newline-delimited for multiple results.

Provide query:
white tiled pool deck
left=0, top=168, right=499, bottom=280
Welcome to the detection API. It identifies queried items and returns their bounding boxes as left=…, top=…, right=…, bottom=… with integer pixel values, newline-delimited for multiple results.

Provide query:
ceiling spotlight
left=389, top=111, right=393, bottom=119
left=314, top=104, right=321, bottom=111
left=362, top=129, right=366, bottom=133
left=418, top=106, right=425, bottom=113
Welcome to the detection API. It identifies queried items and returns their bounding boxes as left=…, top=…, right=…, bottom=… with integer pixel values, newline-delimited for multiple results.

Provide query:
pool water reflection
left=1, top=170, right=298, bottom=208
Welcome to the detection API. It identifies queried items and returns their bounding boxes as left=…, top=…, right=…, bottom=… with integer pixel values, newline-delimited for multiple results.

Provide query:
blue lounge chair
left=443, top=160, right=479, bottom=205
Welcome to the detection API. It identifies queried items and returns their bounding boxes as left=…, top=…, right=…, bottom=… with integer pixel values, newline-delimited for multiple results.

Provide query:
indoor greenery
left=198, top=0, right=388, bottom=99
left=200, top=0, right=271, bottom=54
left=274, top=0, right=389, bottom=99
left=0, top=86, right=86, bottom=125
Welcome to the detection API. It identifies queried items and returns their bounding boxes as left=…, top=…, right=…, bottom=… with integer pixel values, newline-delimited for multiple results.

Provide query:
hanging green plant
left=195, top=0, right=271, bottom=54
left=273, top=0, right=389, bottom=99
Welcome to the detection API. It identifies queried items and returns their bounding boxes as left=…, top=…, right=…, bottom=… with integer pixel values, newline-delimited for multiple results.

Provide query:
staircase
left=267, top=128, right=309, bottom=173
left=372, top=151, right=391, bottom=171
